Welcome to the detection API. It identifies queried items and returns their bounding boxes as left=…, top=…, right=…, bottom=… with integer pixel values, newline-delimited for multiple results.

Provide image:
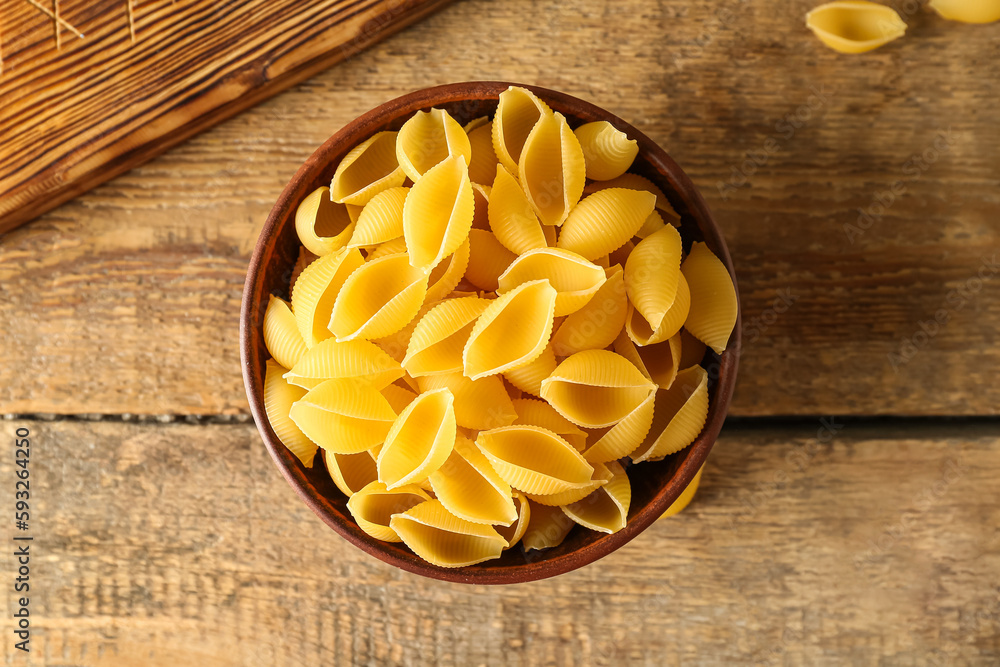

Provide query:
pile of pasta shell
left=261, top=86, right=737, bottom=568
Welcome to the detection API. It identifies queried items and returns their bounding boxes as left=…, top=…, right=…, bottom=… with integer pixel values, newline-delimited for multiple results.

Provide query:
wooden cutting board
left=0, top=0, right=454, bottom=233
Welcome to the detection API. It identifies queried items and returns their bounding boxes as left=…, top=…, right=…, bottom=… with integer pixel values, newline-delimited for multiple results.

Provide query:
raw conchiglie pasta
left=347, top=187, right=408, bottom=248
left=283, top=338, right=403, bottom=390
left=561, top=460, right=631, bottom=534
left=614, top=328, right=682, bottom=390
left=608, top=239, right=635, bottom=268
left=417, top=372, right=517, bottom=431
left=805, top=1, right=906, bottom=54
left=660, top=464, right=704, bottom=518
left=402, top=154, right=476, bottom=272
left=396, top=108, right=473, bottom=182
left=929, top=0, right=1000, bottom=22
left=295, top=186, right=356, bottom=256
left=510, top=398, right=587, bottom=451
left=403, top=297, right=491, bottom=377
left=503, top=342, right=556, bottom=397
left=380, top=383, right=418, bottom=413
left=467, top=119, right=501, bottom=186
left=463, top=280, right=558, bottom=380
left=389, top=499, right=507, bottom=567
left=630, top=366, right=709, bottom=463
left=582, top=390, right=655, bottom=463
left=681, top=242, right=738, bottom=354
left=526, top=462, right=612, bottom=506
left=583, top=173, right=680, bottom=221
left=347, top=481, right=430, bottom=542
left=325, top=449, right=378, bottom=497
left=558, top=188, right=656, bottom=261
left=366, top=236, right=408, bottom=262
left=289, top=246, right=318, bottom=295
left=518, top=112, right=586, bottom=226
left=636, top=210, right=667, bottom=239
left=471, top=183, right=491, bottom=230
left=625, top=271, right=691, bottom=346
left=496, top=491, right=531, bottom=548
left=678, top=329, right=708, bottom=369
left=378, top=388, right=456, bottom=489
left=263, top=295, right=308, bottom=370
left=330, top=131, right=406, bottom=205
left=539, top=350, right=656, bottom=428
left=429, top=436, right=517, bottom=525
left=476, top=425, right=594, bottom=495
left=522, top=500, right=575, bottom=551
left=550, top=265, right=628, bottom=356
left=329, top=253, right=429, bottom=342
left=488, top=164, right=548, bottom=255
left=264, top=360, right=317, bottom=467
left=498, top=247, right=607, bottom=317
left=625, top=224, right=683, bottom=330
left=492, top=85, right=552, bottom=174
left=424, top=237, right=471, bottom=303
left=288, top=379, right=397, bottom=454
left=543, top=223, right=558, bottom=246
left=370, top=299, right=434, bottom=363
left=574, top=121, right=638, bottom=181
left=291, top=247, right=366, bottom=347
left=465, top=229, right=516, bottom=292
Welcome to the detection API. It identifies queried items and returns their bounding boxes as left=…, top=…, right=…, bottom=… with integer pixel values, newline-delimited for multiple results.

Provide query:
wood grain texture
left=0, top=0, right=455, bottom=232
left=2, top=0, right=999, bottom=417
left=2, top=420, right=998, bottom=665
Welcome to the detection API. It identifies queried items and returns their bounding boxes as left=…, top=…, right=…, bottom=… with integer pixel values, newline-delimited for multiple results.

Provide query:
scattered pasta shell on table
left=540, top=350, right=656, bottom=428
left=288, top=379, right=398, bottom=454
left=805, top=1, right=907, bottom=54
left=396, top=108, right=472, bottom=182
left=582, top=389, right=656, bottom=463
left=492, top=85, right=552, bottom=174
left=681, top=242, right=738, bottom=354
left=466, top=119, right=501, bottom=186
left=295, top=186, right=356, bottom=256
left=465, top=229, right=517, bottom=292
left=463, top=279, right=558, bottom=380
left=550, top=265, right=628, bottom=357
left=510, top=398, right=588, bottom=451
left=424, top=237, right=471, bottom=303
left=561, top=460, right=631, bottom=534
left=476, top=425, right=595, bottom=495
left=403, top=297, right=491, bottom=377
left=498, top=247, right=607, bottom=317
left=558, top=188, right=656, bottom=260
left=377, top=387, right=456, bottom=489
left=417, top=372, right=517, bottom=431
left=403, top=154, right=476, bottom=272
left=264, top=360, right=317, bottom=467
left=347, top=186, right=408, bottom=248
left=283, top=338, right=403, bottom=390
left=929, top=0, right=1000, bottom=22
left=496, top=492, right=531, bottom=549
left=263, top=295, right=308, bottom=371
left=526, top=461, right=613, bottom=507
left=329, top=253, right=429, bottom=342
left=488, top=164, right=549, bottom=255
left=625, top=224, right=683, bottom=330
left=630, top=366, right=710, bottom=463
left=519, top=112, right=587, bottom=226
left=291, top=247, right=365, bottom=348
left=583, top=172, right=680, bottom=220
left=330, top=131, right=406, bottom=205
left=503, top=342, right=557, bottom=397
left=574, top=121, right=639, bottom=181
left=625, top=271, right=691, bottom=346
left=614, top=328, right=682, bottom=390
left=389, top=499, right=507, bottom=567
left=522, top=500, right=575, bottom=551
left=348, top=481, right=430, bottom=542
left=324, top=449, right=379, bottom=497
left=429, top=436, right=517, bottom=525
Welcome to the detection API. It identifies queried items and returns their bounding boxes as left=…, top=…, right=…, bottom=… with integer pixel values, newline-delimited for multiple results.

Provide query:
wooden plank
left=0, top=0, right=455, bottom=233
left=2, top=0, right=999, bottom=417
left=2, top=420, right=998, bottom=665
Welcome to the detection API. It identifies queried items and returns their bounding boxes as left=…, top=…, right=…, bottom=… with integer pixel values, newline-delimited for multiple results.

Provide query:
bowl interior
left=241, top=82, right=740, bottom=584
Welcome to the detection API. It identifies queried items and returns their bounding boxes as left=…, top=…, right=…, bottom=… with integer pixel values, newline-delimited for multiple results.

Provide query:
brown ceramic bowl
left=241, top=82, right=740, bottom=584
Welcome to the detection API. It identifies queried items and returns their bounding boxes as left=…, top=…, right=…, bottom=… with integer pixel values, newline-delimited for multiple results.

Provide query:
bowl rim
left=240, top=81, right=741, bottom=584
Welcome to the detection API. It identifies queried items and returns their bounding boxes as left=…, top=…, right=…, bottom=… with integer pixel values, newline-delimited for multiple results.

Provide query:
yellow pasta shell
left=467, top=119, right=501, bottom=186
left=263, top=295, right=308, bottom=370
left=366, top=236, right=408, bottom=262
left=488, top=164, right=548, bottom=255
left=289, top=379, right=397, bottom=454
left=402, top=154, right=476, bottom=272
left=624, top=223, right=683, bottom=329
left=630, top=366, right=709, bottom=463
left=403, top=297, right=491, bottom=377
left=263, top=360, right=317, bottom=467
left=347, top=186, right=408, bottom=248
left=805, top=1, right=906, bottom=54
left=295, top=186, right=356, bottom=256
left=608, top=239, right=635, bottom=268
left=539, top=350, right=656, bottom=428
left=347, top=481, right=430, bottom=542
left=561, top=460, right=631, bottom=534
left=291, top=247, right=366, bottom=348
left=476, top=425, right=594, bottom=495
left=526, top=461, right=613, bottom=507
left=492, top=85, right=552, bottom=174
left=522, top=500, right=575, bottom=551
left=678, top=329, right=708, bottom=369
left=681, top=242, right=738, bottom=354
left=660, top=464, right=704, bottom=518
left=636, top=209, right=667, bottom=240
left=380, top=383, right=418, bottom=414
left=324, top=449, right=379, bottom=497
left=510, top=397, right=587, bottom=450
left=330, top=131, right=406, bottom=206
left=558, top=188, right=656, bottom=261
left=498, top=247, right=607, bottom=317
left=463, top=279, right=558, bottom=380
left=551, top=265, right=628, bottom=356
left=429, top=436, right=517, bottom=525
left=389, top=499, right=507, bottom=567
left=503, top=342, right=557, bottom=397
left=574, top=121, right=639, bottom=181
left=929, top=0, right=1000, bottom=22
left=417, top=372, right=517, bottom=431
left=424, top=236, right=471, bottom=303
left=370, top=299, right=435, bottom=363
left=614, top=327, right=683, bottom=390
left=283, top=337, right=403, bottom=390
left=465, top=229, right=516, bottom=292
left=328, top=252, right=429, bottom=342
left=496, top=491, right=532, bottom=549
left=583, top=173, right=680, bottom=221
left=378, top=387, right=456, bottom=489
left=396, top=108, right=472, bottom=182
left=625, top=271, right=691, bottom=346
left=518, top=112, right=586, bottom=227
left=289, top=246, right=318, bottom=296
left=471, top=182, right=491, bottom=230
left=582, top=390, right=656, bottom=463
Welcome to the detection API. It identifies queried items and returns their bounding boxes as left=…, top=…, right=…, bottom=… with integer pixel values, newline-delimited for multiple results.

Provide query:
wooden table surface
left=3, top=0, right=999, bottom=665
